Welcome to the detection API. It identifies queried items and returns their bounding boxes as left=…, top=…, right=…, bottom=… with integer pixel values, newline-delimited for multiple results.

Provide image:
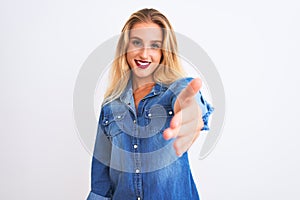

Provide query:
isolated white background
left=1, top=0, right=299, bottom=199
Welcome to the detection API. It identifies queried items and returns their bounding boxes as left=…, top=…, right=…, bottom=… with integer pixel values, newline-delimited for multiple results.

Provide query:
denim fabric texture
left=87, top=77, right=214, bottom=200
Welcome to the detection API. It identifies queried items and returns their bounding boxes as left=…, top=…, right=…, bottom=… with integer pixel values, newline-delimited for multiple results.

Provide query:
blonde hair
left=103, top=8, right=186, bottom=104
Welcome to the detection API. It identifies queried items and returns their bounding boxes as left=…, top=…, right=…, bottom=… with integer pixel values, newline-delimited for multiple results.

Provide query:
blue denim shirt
left=87, top=77, right=214, bottom=200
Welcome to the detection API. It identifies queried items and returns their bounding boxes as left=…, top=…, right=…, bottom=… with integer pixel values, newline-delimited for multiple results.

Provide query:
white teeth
left=137, top=60, right=150, bottom=66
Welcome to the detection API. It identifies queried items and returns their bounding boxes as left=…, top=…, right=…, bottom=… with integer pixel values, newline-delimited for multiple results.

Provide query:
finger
left=175, top=119, right=203, bottom=138
left=173, top=133, right=196, bottom=156
left=170, top=109, right=182, bottom=129
left=170, top=103, right=202, bottom=129
left=177, top=78, right=202, bottom=103
left=164, top=118, right=193, bottom=139
left=192, top=131, right=201, bottom=144
left=163, top=126, right=180, bottom=140
left=173, top=127, right=202, bottom=156
left=164, top=117, right=203, bottom=140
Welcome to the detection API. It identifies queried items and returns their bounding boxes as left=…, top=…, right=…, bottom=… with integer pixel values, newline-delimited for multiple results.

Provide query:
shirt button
left=133, top=144, right=138, bottom=149
left=135, top=169, right=140, bottom=173
left=105, top=120, right=108, bottom=124
left=133, top=120, right=136, bottom=124
left=148, top=113, right=152, bottom=117
left=168, top=111, right=173, bottom=115
left=117, top=115, right=121, bottom=119
left=137, top=197, right=141, bottom=200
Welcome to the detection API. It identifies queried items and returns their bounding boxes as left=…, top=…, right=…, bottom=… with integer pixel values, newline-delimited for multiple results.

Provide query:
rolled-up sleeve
left=87, top=108, right=112, bottom=199
left=87, top=191, right=111, bottom=200
left=195, top=91, right=214, bottom=131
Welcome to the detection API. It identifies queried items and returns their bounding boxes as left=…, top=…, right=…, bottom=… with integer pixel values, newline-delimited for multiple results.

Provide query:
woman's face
left=126, top=22, right=163, bottom=84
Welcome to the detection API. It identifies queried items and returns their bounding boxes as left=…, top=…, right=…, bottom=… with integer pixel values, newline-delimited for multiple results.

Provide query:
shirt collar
left=120, top=78, right=164, bottom=104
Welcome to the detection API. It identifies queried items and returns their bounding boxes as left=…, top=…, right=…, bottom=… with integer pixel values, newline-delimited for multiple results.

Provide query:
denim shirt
left=87, top=77, right=214, bottom=200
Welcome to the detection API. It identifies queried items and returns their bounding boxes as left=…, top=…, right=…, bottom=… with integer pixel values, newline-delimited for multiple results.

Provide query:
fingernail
left=177, top=151, right=182, bottom=157
left=163, top=130, right=171, bottom=140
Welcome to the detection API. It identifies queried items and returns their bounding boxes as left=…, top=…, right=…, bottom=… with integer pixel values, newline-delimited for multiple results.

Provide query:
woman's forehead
left=129, top=22, right=163, bottom=42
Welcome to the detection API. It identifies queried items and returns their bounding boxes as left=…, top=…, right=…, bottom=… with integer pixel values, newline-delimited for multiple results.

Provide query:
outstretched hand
left=163, top=78, right=204, bottom=156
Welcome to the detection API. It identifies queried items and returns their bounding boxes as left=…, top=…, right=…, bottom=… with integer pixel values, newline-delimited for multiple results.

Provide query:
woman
left=87, top=8, right=214, bottom=200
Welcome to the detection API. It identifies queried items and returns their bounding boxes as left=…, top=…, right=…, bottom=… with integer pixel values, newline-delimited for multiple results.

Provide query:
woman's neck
left=132, top=77, right=155, bottom=91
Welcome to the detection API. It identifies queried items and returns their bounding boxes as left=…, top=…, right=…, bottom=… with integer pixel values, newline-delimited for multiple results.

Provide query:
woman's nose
left=139, top=47, right=149, bottom=59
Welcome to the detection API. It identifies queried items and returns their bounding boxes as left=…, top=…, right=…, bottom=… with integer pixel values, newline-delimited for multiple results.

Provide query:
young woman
left=87, top=8, right=214, bottom=200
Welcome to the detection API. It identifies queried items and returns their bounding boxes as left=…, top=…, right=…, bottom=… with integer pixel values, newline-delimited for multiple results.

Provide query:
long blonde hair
left=103, top=8, right=186, bottom=104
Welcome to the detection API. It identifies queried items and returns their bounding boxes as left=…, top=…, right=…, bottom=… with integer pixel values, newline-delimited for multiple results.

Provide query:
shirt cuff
left=87, top=191, right=111, bottom=200
left=201, top=102, right=214, bottom=131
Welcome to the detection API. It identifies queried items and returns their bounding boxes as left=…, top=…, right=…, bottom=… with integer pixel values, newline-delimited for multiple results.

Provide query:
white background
left=1, top=0, right=300, bottom=199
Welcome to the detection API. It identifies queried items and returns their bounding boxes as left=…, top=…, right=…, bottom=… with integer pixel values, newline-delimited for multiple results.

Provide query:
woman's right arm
left=87, top=109, right=113, bottom=200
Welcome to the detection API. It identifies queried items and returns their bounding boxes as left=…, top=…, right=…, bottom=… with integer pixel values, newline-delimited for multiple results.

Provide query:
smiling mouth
left=135, top=59, right=151, bottom=69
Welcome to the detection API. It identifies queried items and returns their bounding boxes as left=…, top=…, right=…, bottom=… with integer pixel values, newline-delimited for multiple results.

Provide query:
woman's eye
left=151, top=43, right=161, bottom=49
left=132, top=40, right=142, bottom=47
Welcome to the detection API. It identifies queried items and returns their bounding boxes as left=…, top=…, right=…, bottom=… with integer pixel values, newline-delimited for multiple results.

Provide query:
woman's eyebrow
left=151, top=40, right=162, bottom=43
left=129, top=36, right=162, bottom=43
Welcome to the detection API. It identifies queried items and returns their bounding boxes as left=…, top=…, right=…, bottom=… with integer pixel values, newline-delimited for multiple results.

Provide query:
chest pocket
left=102, top=111, right=126, bottom=137
left=145, top=105, right=174, bottom=134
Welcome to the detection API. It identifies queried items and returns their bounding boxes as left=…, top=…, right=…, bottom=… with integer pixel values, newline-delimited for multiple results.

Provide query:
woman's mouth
left=135, top=59, right=151, bottom=69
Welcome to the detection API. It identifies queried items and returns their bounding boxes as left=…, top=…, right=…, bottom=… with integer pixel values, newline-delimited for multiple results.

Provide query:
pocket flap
left=145, top=105, right=174, bottom=118
left=102, top=112, right=126, bottom=126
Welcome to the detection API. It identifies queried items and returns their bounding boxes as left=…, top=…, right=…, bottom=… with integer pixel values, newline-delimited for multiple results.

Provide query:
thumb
left=178, top=78, right=202, bottom=101
left=188, top=77, right=202, bottom=96
left=174, top=78, right=202, bottom=112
